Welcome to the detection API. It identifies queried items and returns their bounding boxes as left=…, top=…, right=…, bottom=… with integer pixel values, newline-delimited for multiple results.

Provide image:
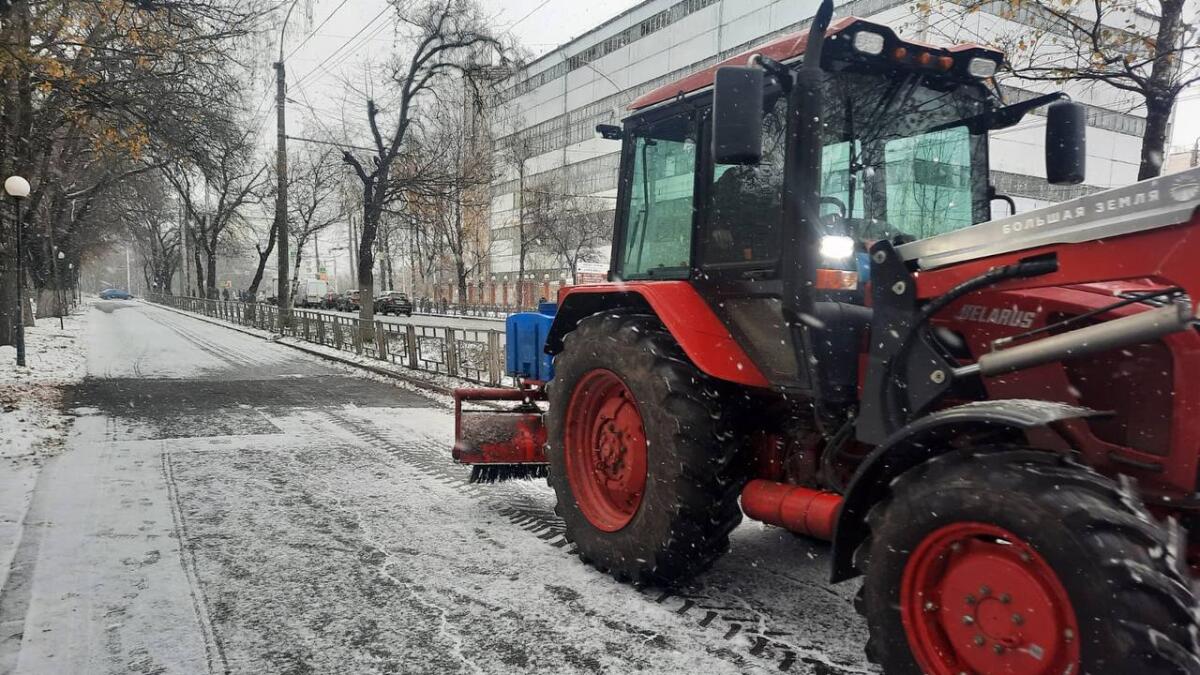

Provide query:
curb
left=147, top=302, right=454, bottom=396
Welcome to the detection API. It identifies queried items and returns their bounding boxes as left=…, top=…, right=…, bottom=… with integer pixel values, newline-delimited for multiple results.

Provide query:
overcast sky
left=265, top=0, right=1198, bottom=156
left=254, top=0, right=641, bottom=150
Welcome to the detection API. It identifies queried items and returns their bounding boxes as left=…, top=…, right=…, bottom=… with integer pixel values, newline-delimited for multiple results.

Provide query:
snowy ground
left=0, top=302, right=873, bottom=674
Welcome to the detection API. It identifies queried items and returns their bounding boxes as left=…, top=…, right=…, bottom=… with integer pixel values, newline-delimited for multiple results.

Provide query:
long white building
left=486, top=0, right=1152, bottom=281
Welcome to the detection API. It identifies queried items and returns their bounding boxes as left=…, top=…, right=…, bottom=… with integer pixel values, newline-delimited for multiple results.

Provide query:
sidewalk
left=0, top=307, right=91, bottom=595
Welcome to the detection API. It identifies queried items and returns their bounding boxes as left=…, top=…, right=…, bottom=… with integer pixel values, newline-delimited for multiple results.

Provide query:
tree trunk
left=1139, top=93, right=1175, bottom=181
left=456, top=259, right=468, bottom=304
left=357, top=185, right=379, bottom=336
left=516, top=163, right=526, bottom=290
left=192, top=244, right=204, bottom=298
left=1138, top=0, right=1186, bottom=180
left=246, top=220, right=278, bottom=304
left=292, top=234, right=306, bottom=307
left=35, top=287, right=67, bottom=318
left=205, top=248, right=217, bottom=299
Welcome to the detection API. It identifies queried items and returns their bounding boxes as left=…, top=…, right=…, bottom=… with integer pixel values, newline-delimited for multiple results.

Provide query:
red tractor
left=453, top=2, right=1200, bottom=672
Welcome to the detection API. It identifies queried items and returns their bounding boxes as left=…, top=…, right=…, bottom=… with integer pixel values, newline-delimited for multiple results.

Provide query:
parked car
left=99, top=288, right=133, bottom=300
left=336, top=290, right=362, bottom=312
left=374, top=291, right=413, bottom=316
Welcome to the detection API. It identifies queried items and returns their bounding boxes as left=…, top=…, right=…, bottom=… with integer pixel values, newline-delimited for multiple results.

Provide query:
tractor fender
left=830, top=399, right=1103, bottom=582
left=545, top=281, right=770, bottom=388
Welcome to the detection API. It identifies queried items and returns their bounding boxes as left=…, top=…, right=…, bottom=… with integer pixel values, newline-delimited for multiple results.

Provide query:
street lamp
left=5, top=175, right=31, bottom=367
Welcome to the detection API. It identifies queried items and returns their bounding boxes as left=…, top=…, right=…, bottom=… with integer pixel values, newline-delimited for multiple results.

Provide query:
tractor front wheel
left=859, top=448, right=1200, bottom=674
left=546, top=312, right=744, bottom=585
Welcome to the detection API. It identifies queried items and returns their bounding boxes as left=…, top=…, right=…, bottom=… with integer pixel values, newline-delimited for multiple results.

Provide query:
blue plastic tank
left=505, top=302, right=558, bottom=382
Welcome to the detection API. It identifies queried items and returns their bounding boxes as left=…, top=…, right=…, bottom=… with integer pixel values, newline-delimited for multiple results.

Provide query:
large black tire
left=546, top=312, right=744, bottom=585
left=859, top=448, right=1200, bottom=674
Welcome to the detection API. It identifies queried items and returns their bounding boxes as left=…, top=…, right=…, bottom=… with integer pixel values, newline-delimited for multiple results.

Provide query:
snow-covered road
left=0, top=302, right=873, bottom=674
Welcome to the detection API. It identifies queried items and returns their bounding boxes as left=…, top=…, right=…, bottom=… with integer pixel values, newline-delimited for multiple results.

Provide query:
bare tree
left=536, top=188, right=614, bottom=281
left=340, top=0, right=504, bottom=328
left=0, top=0, right=265, bottom=340
left=165, top=136, right=268, bottom=298
left=920, top=0, right=1200, bottom=179
left=123, top=175, right=180, bottom=294
left=288, top=146, right=345, bottom=300
left=500, top=121, right=541, bottom=290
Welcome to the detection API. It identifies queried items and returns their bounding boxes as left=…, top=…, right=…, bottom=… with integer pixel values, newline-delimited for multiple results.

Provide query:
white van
left=298, top=279, right=328, bottom=308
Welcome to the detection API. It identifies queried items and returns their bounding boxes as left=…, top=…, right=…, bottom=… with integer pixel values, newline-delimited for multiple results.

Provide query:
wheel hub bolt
left=993, top=644, right=1005, bottom=654
left=1012, top=613, right=1024, bottom=626
left=999, top=593, right=1011, bottom=604
left=979, top=585, right=990, bottom=596
left=973, top=635, right=985, bottom=647
left=965, top=594, right=976, bottom=605
left=962, top=615, right=974, bottom=625
left=924, top=601, right=937, bottom=612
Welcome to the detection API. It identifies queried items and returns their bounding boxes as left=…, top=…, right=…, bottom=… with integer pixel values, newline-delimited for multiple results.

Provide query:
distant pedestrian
left=221, top=287, right=230, bottom=301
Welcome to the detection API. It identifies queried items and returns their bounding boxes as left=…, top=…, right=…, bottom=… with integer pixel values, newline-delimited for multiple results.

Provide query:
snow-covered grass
left=0, top=307, right=90, bottom=459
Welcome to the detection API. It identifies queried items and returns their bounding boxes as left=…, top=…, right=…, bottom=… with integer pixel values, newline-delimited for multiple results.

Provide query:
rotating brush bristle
left=468, top=464, right=550, bottom=484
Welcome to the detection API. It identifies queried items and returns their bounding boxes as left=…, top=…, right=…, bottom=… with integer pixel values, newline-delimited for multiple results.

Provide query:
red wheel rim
left=563, top=369, right=648, bottom=532
left=900, top=522, right=1080, bottom=675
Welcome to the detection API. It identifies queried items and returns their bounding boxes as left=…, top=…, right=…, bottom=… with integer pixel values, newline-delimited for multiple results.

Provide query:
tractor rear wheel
left=546, top=312, right=744, bottom=585
left=859, top=448, right=1200, bottom=675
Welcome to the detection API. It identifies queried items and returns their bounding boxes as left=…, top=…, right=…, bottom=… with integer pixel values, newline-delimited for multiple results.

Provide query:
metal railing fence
left=146, top=294, right=511, bottom=386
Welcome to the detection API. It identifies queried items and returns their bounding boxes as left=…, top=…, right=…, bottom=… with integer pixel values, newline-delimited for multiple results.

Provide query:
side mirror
left=712, top=66, right=763, bottom=165
left=1046, top=101, right=1086, bottom=185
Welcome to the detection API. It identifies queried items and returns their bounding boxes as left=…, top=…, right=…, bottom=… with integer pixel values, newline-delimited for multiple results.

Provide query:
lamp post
left=5, top=175, right=31, bottom=367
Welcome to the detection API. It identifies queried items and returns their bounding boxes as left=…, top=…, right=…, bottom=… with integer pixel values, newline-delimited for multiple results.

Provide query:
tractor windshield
left=701, top=70, right=991, bottom=269
left=816, top=71, right=991, bottom=241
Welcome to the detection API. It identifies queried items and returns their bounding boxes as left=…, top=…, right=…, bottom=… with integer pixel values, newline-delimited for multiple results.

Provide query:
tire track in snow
left=146, top=309, right=259, bottom=369
left=162, top=450, right=230, bottom=675
left=323, top=411, right=871, bottom=675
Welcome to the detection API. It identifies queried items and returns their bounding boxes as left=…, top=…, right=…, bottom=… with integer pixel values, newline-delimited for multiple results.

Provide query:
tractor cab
left=606, top=17, right=1084, bottom=400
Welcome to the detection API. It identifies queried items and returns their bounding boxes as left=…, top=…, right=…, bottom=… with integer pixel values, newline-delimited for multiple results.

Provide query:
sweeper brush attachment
left=453, top=386, right=548, bottom=484
left=469, top=464, right=550, bottom=484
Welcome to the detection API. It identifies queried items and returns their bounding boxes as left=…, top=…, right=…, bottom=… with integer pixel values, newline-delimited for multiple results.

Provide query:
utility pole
left=179, top=201, right=189, bottom=296
left=274, top=60, right=290, bottom=316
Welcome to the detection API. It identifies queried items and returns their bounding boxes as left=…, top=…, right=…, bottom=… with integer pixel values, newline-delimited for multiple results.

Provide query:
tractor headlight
left=852, top=31, right=886, bottom=55
left=967, top=57, right=998, bottom=78
left=819, top=235, right=856, bottom=260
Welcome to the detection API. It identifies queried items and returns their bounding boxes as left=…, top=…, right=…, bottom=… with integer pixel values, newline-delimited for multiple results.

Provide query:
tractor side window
left=620, top=114, right=697, bottom=278
left=704, top=95, right=787, bottom=267
left=883, top=126, right=975, bottom=238
left=819, top=140, right=865, bottom=219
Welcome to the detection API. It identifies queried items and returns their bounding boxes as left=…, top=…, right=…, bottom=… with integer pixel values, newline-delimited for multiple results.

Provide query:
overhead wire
left=283, top=0, right=352, bottom=62
left=505, top=0, right=554, bottom=30
left=292, top=5, right=392, bottom=90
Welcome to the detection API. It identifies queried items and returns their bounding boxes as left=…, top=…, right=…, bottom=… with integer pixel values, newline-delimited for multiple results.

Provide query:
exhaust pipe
left=741, top=479, right=843, bottom=540
left=957, top=302, right=1194, bottom=379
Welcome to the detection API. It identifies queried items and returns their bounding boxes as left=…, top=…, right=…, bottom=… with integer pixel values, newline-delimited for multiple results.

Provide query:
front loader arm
left=857, top=169, right=1200, bottom=445
left=907, top=167, right=1200, bottom=310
